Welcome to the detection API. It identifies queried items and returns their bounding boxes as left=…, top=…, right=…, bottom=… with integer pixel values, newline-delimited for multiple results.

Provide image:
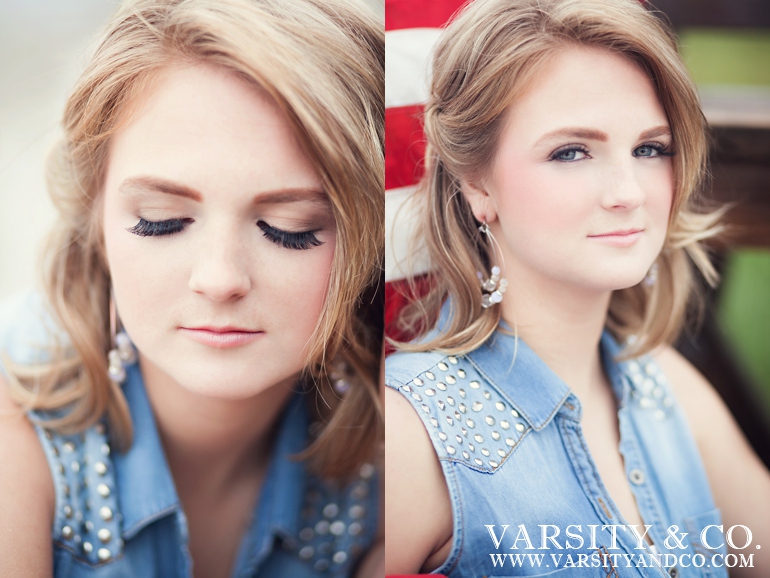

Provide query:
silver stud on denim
left=472, top=401, right=483, bottom=412
left=457, top=369, right=466, bottom=378
left=459, top=404, right=467, bottom=413
left=97, top=548, right=111, bottom=562
left=474, top=434, right=484, bottom=443
left=483, top=391, right=491, bottom=400
left=511, top=409, right=519, bottom=418
left=430, top=418, right=439, bottom=428
left=446, top=396, right=455, bottom=406
left=437, top=382, right=447, bottom=391
left=466, top=419, right=475, bottom=428
left=458, top=389, right=466, bottom=398
left=83, top=542, right=93, bottom=554
left=497, top=448, right=507, bottom=457
left=413, top=378, right=423, bottom=386
left=99, top=506, right=113, bottom=522
left=425, top=371, right=435, bottom=380
left=97, top=528, right=111, bottom=543
left=495, top=402, right=505, bottom=411
left=446, top=416, right=454, bottom=426
left=500, top=420, right=510, bottom=430
left=437, top=400, right=445, bottom=411
left=491, top=431, right=501, bottom=440
left=486, top=416, right=495, bottom=426
left=462, top=451, right=470, bottom=460
left=446, top=375, right=456, bottom=385
left=425, top=389, right=436, bottom=397
left=448, top=356, right=458, bottom=364
left=474, top=458, right=483, bottom=466
left=515, top=423, right=525, bottom=432
left=446, top=446, right=456, bottom=455
left=506, top=438, right=515, bottom=446
left=481, top=448, right=490, bottom=457
left=94, top=462, right=107, bottom=476
left=438, top=362, right=448, bottom=371
left=469, top=380, right=480, bottom=389
left=411, top=393, right=422, bottom=402
left=468, top=443, right=475, bottom=452
left=62, top=526, right=74, bottom=540
left=420, top=404, right=430, bottom=413
left=455, top=435, right=463, bottom=444
left=438, top=432, right=448, bottom=441
left=489, top=460, right=499, bottom=468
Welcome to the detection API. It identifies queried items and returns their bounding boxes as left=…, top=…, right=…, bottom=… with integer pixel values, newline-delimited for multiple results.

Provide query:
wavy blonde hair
left=395, top=0, right=723, bottom=357
left=7, top=0, right=384, bottom=479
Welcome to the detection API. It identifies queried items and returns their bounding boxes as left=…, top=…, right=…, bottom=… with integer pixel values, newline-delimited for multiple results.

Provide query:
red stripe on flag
left=385, top=105, right=427, bottom=190
left=385, top=0, right=467, bottom=31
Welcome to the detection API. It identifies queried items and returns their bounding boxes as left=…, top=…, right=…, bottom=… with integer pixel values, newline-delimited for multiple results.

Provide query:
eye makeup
left=127, top=217, right=193, bottom=236
left=126, top=216, right=326, bottom=251
left=257, top=220, right=323, bottom=250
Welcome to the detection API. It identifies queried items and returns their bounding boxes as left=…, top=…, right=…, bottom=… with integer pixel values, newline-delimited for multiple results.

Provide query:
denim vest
left=386, top=316, right=727, bottom=578
left=0, top=292, right=379, bottom=577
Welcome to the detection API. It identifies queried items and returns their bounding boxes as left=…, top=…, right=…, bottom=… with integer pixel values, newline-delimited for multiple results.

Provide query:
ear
left=460, top=178, right=498, bottom=224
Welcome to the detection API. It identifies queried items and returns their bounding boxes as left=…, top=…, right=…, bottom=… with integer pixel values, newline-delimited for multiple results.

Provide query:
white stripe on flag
left=385, top=28, right=443, bottom=109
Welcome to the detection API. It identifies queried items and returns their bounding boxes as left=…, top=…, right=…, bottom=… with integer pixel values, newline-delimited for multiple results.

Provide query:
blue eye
left=634, top=142, right=674, bottom=158
left=549, top=145, right=590, bottom=162
left=127, top=217, right=192, bottom=237
left=257, top=220, right=323, bottom=250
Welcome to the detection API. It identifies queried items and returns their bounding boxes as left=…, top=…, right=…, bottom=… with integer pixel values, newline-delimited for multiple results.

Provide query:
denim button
left=629, top=469, right=645, bottom=485
left=669, top=567, right=679, bottom=578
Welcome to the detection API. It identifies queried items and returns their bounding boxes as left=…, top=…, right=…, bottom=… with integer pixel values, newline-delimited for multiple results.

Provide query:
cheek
left=259, top=241, right=336, bottom=338
left=493, top=162, right=595, bottom=236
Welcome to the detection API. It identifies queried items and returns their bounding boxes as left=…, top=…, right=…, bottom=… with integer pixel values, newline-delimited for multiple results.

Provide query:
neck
left=498, top=263, right=611, bottom=401
left=138, top=356, right=294, bottom=499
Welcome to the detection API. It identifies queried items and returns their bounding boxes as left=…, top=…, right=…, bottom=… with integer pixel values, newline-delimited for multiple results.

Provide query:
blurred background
left=384, top=0, right=770, bottom=465
left=0, top=0, right=384, bottom=304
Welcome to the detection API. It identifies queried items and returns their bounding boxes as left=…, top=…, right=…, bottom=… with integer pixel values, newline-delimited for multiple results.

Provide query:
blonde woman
left=0, top=0, right=383, bottom=576
left=385, top=0, right=770, bottom=576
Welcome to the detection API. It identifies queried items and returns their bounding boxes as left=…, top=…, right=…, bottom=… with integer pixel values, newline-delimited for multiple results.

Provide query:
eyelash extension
left=126, top=217, right=193, bottom=237
left=257, top=220, right=323, bottom=250
left=636, top=141, right=675, bottom=157
left=549, top=144, right=590, bottom=162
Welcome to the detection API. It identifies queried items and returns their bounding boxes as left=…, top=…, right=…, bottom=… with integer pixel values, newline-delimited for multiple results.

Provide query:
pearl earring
left=477, top=222, right=508, bottom=308
left=643, top=262, right=659, bottom=287
left=107, top=295, right=136, bottom=384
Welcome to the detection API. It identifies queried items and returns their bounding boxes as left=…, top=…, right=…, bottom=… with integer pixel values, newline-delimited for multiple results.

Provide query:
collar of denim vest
left=436, top=300, right=630, bottom=431
left=114, top=363, right=307, bottom=553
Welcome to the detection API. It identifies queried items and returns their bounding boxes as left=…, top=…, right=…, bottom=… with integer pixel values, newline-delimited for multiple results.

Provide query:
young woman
left=0, top=0, right=383, bottom=576
left=385, top=0, right=770, bottom=576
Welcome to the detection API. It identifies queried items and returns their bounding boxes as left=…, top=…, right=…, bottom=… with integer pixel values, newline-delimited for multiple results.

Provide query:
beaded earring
left=107, top=296, right=136, bottom=384
left=643, top=261, right=659, bottom=287
left=477, top=221, right=508, bottom=309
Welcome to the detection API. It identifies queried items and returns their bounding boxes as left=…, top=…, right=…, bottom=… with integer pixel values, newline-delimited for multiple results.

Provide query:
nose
left=600, top=158, right=646, bottom=211
left=188, top=231, right=251, bottom=302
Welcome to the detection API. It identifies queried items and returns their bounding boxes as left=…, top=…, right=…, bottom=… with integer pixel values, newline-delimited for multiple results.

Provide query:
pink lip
left=587, top=229, right=644, bottom=247
left=179, top=326, right=264, bottom=348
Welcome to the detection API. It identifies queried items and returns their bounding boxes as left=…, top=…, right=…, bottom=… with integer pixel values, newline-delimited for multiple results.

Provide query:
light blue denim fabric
left=386, top=306, right=727, bottom=578
left=0, top=292, right=378, bottom=577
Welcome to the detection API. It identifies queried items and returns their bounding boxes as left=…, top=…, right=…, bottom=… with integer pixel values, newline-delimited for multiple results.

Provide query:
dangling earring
left=107, top=295, right=136, bottom=384
left=477, top=221, right=508, bottom=308
left=643, top=262, right=659, bottom=287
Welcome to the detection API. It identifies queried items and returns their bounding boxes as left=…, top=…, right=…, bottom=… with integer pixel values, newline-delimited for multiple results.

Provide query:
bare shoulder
left=0, top=372, right=54, bottom=576
left=652, top=346, right=725, bottom=442
left=653, top=345, right=770, bottom=573
left=384, top=386, right=452, bottom=574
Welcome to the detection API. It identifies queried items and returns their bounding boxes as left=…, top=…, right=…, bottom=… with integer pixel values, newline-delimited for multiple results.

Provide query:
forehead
left=503, top=47, right=668, bottom=142
left=105, top=63, right=323, bottom=202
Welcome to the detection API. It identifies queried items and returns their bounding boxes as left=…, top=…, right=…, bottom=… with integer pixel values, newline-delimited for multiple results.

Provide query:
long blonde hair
left=394, top=0, right=723, bottom=357
left=8, top=0, right=383, bottom=479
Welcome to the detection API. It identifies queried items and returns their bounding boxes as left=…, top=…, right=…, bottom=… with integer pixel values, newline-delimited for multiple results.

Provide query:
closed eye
left=127, top=217, right=193, bottom=237
left=257, top=220, right=323, bottom=250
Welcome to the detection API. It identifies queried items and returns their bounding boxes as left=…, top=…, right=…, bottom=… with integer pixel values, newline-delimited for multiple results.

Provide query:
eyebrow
left=534, top=125, right=672, bottom=147
left=118, top=176, right=328, bottom=206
